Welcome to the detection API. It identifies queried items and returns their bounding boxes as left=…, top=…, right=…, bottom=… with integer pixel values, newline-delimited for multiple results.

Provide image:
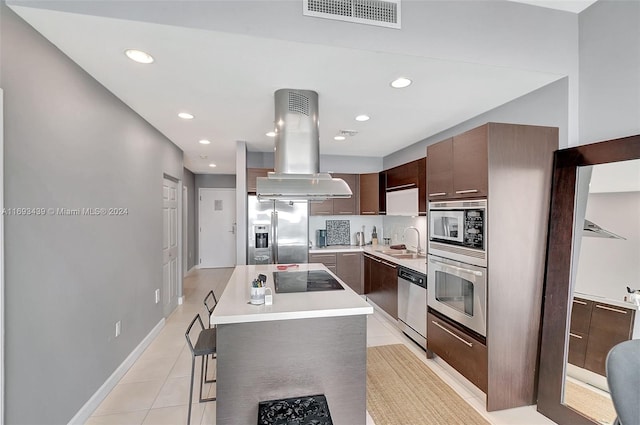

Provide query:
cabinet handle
left=361, top=211, right=376, bottom=214
left=572, top=299, right=587, bottom=305
left=387, top=183, right=417, bottom=191
left=569, top=333, right=583, bottom=339
left=363, top=253, right=381, bottom=262
left=455, top=189, right=479, bottom=194
left=341, top=253, right=358, bottom=257
left=338, top=212, right=353, bottom=214
left=312, top=254, right=335, bottom=258
left=381, top=260, right=397, bottom=268
left=429, top=192, right=447, bottom=197
left=595, top=304, right=628, bottom=314
left=432, top=321, right=473, bottom=347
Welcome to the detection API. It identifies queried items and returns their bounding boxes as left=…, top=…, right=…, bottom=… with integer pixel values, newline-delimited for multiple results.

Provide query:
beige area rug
left=565, top=380, right=617, bottom=425
left=367, top=344, right=490, bottom=425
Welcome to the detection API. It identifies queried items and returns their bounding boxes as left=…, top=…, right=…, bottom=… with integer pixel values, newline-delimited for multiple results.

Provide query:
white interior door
left=162, top=178, right=179, bottom=316
left=199, top=188, right=236, bottom=268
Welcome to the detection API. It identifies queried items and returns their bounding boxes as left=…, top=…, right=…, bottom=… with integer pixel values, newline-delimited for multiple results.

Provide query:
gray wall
left=578, top=0, right=640, bottom=144
left=383, top=78, right=569, bottom=168
left=1, top=5, right=183, bottom=424
left=194, top=174, right=236, bottom=265
left=183, top=168, right=196, bottom=270
left=575, top=191, right=640, bottom=300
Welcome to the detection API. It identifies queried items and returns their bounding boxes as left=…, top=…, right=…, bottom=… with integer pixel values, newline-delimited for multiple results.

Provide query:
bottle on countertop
left=372, top=226, right=378, bottom=246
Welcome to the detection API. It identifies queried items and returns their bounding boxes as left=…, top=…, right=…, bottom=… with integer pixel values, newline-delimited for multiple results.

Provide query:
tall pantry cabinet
left=426, top=123, right=558, bottom=412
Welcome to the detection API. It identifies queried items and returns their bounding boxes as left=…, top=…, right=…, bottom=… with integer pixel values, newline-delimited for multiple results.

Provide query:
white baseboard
left=67, top=318, right=165, bottom=425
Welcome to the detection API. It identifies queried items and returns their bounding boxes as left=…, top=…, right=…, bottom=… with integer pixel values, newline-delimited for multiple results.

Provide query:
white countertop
left=309, top=245, right=427, bottom=275
left=211, top=263, right=374, bottom=325
left=574, top=291, right=640, bottom=311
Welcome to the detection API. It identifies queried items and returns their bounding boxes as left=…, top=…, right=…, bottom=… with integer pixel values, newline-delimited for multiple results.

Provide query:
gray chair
left=203, top=290, right=218, bottom=329
left=185, top=314, right=216, bottom=425
left=606, top=339, right=640, bottom=425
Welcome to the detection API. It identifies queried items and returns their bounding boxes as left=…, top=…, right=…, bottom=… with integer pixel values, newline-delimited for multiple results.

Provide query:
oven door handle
left=429, top=258, right=483, bottom=277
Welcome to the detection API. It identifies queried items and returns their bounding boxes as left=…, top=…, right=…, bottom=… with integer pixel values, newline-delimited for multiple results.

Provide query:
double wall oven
left=428, top=199, right=488, bottom=337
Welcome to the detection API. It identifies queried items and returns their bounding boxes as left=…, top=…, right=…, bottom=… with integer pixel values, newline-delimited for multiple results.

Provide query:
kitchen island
left=211, top=263, right=373, bottom=425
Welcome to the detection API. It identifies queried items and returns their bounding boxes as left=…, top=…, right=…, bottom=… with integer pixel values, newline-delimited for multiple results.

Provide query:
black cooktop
left=273, top=270, right=344, bottom=293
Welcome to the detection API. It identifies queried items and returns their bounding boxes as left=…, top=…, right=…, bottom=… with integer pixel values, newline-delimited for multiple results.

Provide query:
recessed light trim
left=178, top=112, right=194, bottom=120
left=124, top=49, right=154, bottom=64
left=355, top=114, right=370, bottom=122
left=209, top=163, right=217, bottom=168
left=391, top=77, right=412, bottom=88
left=266, top=131, right=276, bottom=137
left=199, top=139, right=211, bottom=145
left=334, top=136, right=346, bottom=141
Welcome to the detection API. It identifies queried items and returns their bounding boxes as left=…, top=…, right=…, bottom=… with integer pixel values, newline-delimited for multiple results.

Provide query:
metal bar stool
left=185, top=314, right=216, bottom=425
left=203, top=290, right=218, bottom=329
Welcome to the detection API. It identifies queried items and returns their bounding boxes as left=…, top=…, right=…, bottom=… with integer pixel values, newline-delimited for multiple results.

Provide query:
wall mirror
left=537, top=134, right=640, bottom=425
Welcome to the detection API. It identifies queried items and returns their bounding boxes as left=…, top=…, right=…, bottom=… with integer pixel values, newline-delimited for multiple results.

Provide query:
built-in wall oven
left=427, top=255, right=487, bottom=336
left=429, top=199, right=487, bottom=267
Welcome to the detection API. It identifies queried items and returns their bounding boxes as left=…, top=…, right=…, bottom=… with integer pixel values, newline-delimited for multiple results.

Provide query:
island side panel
left=216, top=315, right=367, bottom=425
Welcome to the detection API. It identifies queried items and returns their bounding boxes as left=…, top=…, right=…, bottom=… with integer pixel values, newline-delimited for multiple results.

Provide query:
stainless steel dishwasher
left=397, top=266, right=427, bottom=349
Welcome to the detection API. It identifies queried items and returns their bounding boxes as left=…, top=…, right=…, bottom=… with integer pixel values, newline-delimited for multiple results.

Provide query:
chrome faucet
left=403, top=226, right=423, bottom=254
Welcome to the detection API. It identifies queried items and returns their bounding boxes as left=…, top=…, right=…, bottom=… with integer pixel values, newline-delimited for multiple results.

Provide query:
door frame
left=1, top=88, right=5, bottom=424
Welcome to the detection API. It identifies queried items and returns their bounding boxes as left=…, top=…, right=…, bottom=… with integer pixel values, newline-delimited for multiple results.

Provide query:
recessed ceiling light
left=124, top=49, right=154, bottom=64
left=355, top=114, right=370, bottom=122
left=391, top=77, right=412, bottom=88
left=199, top=139, right=211, bottom=145
left=209, top=163, right=217, bottom=168
left=334, top=135, right=346, bottom=141
left=266, top=131, right=276, bottom=137
left=178, top=112, right=194, bottom=120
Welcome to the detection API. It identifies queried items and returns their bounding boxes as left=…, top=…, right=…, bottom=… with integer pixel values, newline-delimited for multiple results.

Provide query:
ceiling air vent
left=303, top=0, right=401, bottom=29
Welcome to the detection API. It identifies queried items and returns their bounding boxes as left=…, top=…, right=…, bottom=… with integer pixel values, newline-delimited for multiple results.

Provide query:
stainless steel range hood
left=583, top=219, right=626, bottom=239
left=256, top=89, right=352, bottom=201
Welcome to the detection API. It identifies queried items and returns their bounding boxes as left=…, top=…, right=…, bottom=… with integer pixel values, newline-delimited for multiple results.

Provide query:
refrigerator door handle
left=272, top=211, right=278, bottom=264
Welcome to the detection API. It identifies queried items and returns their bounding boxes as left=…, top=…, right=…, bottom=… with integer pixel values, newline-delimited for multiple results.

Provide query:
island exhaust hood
left=583, top=219, right=626, bottom=240
left=256, top=89, right=352, bottom=201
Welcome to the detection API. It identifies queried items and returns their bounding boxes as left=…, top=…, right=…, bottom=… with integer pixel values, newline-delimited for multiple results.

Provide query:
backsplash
left=309, top=216, right=383, bottom=246
left=382, top=216, right=427, bottom=252
left=308, top=215, right=427, bottom=249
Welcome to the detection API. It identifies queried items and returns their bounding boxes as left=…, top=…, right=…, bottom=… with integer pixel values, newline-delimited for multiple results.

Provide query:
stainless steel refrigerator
left=247, top=195, right=309, bottom=265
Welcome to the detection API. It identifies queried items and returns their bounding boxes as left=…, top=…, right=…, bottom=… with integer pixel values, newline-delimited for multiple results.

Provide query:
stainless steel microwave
left=428, top=199, right=487, bottom=267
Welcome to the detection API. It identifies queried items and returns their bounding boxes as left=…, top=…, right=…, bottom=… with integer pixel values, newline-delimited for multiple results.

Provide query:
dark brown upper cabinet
left=427, top=125, right=488, bottom=200
left=359, top=173, right=380, bottom=215
left=452, top=125, right=488, bottom=198
left=426, top=138, right=454, bottom=199
left=383, top=158, right=427, bottom=216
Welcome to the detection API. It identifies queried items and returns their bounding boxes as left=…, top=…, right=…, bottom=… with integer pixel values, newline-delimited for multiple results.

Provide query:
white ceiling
left=507, top=0, right=597, bottom=13
left=9, top=1, right=584, bottom=174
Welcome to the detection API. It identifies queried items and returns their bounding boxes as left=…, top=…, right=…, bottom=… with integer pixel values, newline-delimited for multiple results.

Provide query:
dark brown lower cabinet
left=427, top=311, right=488, bottom=392
left=336, top=252, right=362, bottom=294
left=583, top=302, right=635, bottom=375
left=567, top=297, right=635, bottom=376
left=567, top=332, right=588, bottom=368
left=310, top=252, right=363, bottom=294
left=363, top=253, right=398, bottom=318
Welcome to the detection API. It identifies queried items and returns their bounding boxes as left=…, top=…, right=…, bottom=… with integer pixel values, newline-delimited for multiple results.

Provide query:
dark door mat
left=257, top=394, right=333, bottom=425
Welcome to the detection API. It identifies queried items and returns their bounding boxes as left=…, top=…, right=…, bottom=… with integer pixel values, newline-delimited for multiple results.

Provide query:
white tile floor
left=85, top=268, right=557, bottom=425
